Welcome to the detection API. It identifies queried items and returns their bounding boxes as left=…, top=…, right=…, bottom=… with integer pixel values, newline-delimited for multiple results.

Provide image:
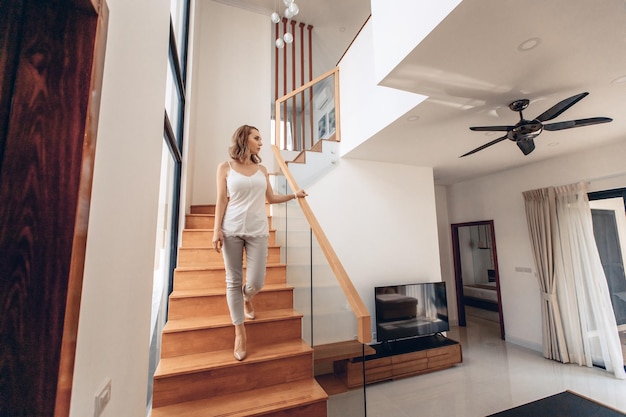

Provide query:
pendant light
left=272, top=0, right=299, bottom=48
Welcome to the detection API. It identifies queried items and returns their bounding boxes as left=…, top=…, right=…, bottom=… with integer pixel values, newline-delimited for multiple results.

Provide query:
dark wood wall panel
left=0, top=1, right=97, bottom=416
left=0, top=0, right=24, bottom=175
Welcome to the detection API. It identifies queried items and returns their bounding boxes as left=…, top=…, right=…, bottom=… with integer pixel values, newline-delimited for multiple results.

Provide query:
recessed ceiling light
left=407, top=115, right=419, bottom=121
left=611, top=75, right=626, bottom=84
left=547, top=142, right=559, bottom=147
left=339, top=27, right=346, bottom=32
left=517, top=37, right=542, bottom=52
left=485, top=131, right=498, bottom=136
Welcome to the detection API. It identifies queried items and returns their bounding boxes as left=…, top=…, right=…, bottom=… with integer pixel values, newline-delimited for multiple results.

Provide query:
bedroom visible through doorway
left=451, top=220, right=505, bottom=340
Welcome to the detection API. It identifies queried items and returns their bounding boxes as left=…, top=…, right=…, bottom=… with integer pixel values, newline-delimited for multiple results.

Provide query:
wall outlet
left=94, top=378, right=112, bottom=417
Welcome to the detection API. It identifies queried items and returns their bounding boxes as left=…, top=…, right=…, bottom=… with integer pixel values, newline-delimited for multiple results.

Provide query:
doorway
left=451, top=220, right=505, bottom=339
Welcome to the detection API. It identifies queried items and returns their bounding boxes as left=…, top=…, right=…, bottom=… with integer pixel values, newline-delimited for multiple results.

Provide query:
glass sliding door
left=589, top=188, right=626, bottom=368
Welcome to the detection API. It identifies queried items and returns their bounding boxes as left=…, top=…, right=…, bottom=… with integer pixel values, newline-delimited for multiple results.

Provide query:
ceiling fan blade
left=534, top=92, right=588, bottom=122
left=469, top=125, right=514, bottom=132
left=543, top=117, right=613, bottom=131
left=460, top=135, right=508, bottom=157
left=516, top=139, right=536, bottom=155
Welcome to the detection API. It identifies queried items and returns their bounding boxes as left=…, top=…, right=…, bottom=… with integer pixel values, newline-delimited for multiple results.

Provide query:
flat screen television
left=375, top=282, right=449, bottom=343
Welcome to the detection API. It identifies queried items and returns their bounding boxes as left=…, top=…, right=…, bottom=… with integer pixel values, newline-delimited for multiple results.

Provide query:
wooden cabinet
left=334, top=336, right=462, bottom=388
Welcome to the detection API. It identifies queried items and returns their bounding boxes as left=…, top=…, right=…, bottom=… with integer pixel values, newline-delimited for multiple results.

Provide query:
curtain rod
left=584, top=171, right=626, bottom=184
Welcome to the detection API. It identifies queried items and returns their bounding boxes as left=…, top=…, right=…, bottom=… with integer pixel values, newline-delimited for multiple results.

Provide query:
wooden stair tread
left=174, top=262, right=286, bottom=272
left=151, top=378, right=327, bottom=417
left=179, top=244, right=282, bottom=249
left=182, top=228, right=277, bottom=232
left=169, top=283, right=293, bottom=299
left=313, top=340, right=376, bottom=362
left=154, top=339, right=313, bottom=378
left=163, top=309, right=303, bottom=332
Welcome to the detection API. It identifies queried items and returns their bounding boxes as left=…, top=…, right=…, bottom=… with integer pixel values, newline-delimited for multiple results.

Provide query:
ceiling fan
left=461, top=92, right=612, bottom=157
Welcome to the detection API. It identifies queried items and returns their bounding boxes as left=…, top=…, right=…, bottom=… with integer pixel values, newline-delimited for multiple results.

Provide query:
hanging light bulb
left=288, top=2, right=299, bottom=16
left=273, top=0, right=301, bottom=48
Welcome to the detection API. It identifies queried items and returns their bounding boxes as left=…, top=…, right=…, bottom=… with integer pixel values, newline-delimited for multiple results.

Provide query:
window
left=147, top=0, right=190, bottom=410
left=589, top=188, right=626, bottom=331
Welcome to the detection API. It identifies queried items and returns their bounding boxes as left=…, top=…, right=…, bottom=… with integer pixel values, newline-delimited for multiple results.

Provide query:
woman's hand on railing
left=294, top=189, right=308, bottom=199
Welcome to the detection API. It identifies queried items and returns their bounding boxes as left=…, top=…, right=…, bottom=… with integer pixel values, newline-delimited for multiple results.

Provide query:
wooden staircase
left=151, top=205, right=328, bottom=417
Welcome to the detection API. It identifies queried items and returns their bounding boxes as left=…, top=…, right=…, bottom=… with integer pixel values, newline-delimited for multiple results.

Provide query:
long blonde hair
left=228, top=124, right=262, bottom=164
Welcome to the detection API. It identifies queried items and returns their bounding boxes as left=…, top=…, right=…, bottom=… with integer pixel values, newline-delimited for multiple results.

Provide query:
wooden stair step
left=163, top=308, right=302, bottom=332
left=151, top=378, right=327, bottom=417
left=155, top=339, right=313, bottom=378
left=177, top=246, right=281, bottom=267
left=153, top=340, right=316, bottom=408
left=185, top=214, right=272, bottom=230
left=189, top=205, right=216, bottom=215
left=182, top=228, right=277, bottom=247
left=189, top=204, right=270, bottom=215
left=167, top=284, right=295, bottom=319
left=173, top=263, right=287, bottom=290
left=160, top=309, right=304, bottom=358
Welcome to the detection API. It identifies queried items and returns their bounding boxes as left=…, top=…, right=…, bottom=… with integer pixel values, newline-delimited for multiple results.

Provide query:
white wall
left=370, top=0, right=461, bottom=84
left=70, top=0, right=170, bottom=416
left=188, top=1, right=271, bottom=206
left=307, top=158, right=442, bottom=338
left=338, top=19, right=426, bottom=156
left=440, top=139, right=626, bottom=351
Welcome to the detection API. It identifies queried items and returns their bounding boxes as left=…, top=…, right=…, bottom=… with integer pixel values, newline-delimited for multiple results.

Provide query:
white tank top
left=221, top=162, right=269, bottom=236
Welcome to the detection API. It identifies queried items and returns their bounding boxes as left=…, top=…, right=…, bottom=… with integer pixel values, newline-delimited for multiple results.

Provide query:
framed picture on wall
left=318, top=114, right=327, bottom=139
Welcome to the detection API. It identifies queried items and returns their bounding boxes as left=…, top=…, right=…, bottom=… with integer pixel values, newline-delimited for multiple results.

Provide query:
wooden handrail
left=271, top=145, right=371, bottom=344
left=277, top=67, right=337, bottom=103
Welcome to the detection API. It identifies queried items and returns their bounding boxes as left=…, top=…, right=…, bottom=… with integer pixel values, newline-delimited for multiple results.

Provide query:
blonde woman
left=212, top=125, right=307, bottom=361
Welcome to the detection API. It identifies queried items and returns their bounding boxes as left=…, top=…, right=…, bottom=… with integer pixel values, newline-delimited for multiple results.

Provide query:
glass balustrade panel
left=274, top=72, right=337, bottom=152
left=271, top=172, right=367, bottom=416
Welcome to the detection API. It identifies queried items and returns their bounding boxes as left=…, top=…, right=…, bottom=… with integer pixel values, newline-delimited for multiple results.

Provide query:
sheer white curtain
left=524, top=182, right=625, bottom=379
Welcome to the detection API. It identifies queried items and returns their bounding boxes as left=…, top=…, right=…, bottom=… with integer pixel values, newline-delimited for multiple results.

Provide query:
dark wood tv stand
left=333, top=334, right=462, bottom=388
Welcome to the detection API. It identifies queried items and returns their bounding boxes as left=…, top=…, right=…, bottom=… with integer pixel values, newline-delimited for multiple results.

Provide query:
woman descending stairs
left=151, top=205, right=328, bottom=417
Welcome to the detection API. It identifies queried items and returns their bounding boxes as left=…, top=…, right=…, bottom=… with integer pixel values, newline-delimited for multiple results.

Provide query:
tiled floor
left=328, top=316, right=626, bottom=417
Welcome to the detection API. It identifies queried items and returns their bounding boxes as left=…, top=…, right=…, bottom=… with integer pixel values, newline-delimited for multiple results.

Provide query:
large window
left=147, top=0, right=190, bottom=411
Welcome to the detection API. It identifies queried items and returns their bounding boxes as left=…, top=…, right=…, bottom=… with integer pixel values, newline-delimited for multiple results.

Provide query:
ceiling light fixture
left=517, top=37, right=541, bottom=52
left=272, top=0, right=300, bottom=48
left=407, top=115, right=419, bottom=121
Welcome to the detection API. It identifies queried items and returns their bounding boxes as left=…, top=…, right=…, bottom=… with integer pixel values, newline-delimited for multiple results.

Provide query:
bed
left=463, top=282, right=498, bottom=311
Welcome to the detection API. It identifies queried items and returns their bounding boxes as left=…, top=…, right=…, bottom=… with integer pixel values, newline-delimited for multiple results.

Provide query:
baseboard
left=505, top=335, right=542, bottom=353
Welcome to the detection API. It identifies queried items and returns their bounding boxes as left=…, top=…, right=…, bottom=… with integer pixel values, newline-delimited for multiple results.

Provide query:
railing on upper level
left=274, top=67, right=340, bottom=152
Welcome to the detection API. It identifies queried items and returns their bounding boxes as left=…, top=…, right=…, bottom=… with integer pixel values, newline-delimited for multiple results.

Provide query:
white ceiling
left=219, top=0, right=626, bottom=185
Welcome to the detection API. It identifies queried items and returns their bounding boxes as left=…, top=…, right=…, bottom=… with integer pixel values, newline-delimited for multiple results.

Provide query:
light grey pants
left=222, top=234, right=268, bottom=325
